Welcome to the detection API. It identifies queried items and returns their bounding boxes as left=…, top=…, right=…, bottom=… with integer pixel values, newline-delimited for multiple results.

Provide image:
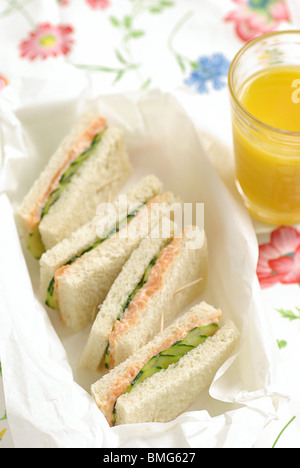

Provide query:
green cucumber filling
left=45, top=201, right=147, bottom=310
left=28, top=226, right=45, bottom=261
left=28, top=129, right=107, bottom=260
left=111, top=323, right=219, bottom=425
left=126, top=323, right=219, bottom=392
left=104, top=254, right=160, bottom=369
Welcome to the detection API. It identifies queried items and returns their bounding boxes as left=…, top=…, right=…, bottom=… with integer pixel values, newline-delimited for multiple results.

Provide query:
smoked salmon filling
left=45, top=193, right=170, bottom=310
left=27, top=116, right=107, bottom=259
left=99, top=315, right=221, bottom=426
left=104, top=237, right=181, bottom=370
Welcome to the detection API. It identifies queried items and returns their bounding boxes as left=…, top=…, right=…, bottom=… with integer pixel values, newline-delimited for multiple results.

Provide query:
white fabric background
left=0, top=0, right=300, bottom=448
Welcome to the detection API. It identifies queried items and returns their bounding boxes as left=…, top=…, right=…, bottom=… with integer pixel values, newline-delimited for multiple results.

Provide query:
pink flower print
left=85, top=0, right=110, bottom=9
left=270, top=1, right=290, bottom=21
left=19, top=23, right=74, bottom=61
left=0, top=74, right=8, bottom=91
left=225, top=0, right=291, bottom=42
left=257, top=226, right=300, bottom=289
left=57, top=0, right=69, bottom=6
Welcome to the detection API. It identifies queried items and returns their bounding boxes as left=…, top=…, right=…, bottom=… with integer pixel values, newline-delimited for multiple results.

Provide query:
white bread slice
left=54, top=192, right=178, bottom=331
left=78, top=235, right=174, bottom=371
left=40, top=177, right=180, bottom=331
left=115, top=320, right=239, bottom=425
left=16, top=112, right=132, bottom=250
left=91, top=302, right=240, bottom=426
left=79, top=226, right=208, bottom=371
left=40, top=175, right=163, bottom=304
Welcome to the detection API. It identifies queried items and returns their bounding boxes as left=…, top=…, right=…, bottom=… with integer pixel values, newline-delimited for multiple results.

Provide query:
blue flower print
left=185, top=53, right=231, bottom=94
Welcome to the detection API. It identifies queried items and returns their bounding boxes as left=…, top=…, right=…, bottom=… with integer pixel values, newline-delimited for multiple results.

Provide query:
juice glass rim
left=228, top=30, right=300, bottom=139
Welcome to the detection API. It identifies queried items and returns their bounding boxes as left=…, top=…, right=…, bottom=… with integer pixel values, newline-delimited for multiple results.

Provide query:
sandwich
left=79, top=225, right=208, bottom=372
left=90, top=302, right=240, bottom=426
left=40, top=175, right=180, bottom=331
left=16, top=112, right=132, bottom=258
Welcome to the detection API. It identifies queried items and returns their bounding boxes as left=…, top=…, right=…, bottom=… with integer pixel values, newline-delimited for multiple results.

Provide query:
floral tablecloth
left=1, top=0, right=300, bottom=448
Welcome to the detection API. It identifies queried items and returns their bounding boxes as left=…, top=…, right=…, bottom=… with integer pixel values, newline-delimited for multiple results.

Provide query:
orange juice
left=241, top=67, right=300, bottom=132
left=232, top=65, right=300, bottom=224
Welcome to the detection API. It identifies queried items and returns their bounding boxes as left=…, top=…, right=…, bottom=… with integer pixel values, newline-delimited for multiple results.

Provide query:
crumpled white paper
left=0, top=61, right=289, bottom=448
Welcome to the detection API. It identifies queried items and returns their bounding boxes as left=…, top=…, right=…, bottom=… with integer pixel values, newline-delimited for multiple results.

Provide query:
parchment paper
left=0, top=61, right=288, bottom=448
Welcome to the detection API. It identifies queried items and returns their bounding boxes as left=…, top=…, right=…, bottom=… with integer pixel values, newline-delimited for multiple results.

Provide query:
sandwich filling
left=97, top=315, right=221, bottom=426
left=104, top=237, right=181, bottom=370
left=45, top=193, right=171, bottom=311
left=45, top=201, right=147, bottom=310
left=27, top=116, right=107, bottom=259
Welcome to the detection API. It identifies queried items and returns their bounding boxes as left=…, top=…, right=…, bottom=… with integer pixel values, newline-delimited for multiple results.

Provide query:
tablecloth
left=0, top=0, right=300, bottom=448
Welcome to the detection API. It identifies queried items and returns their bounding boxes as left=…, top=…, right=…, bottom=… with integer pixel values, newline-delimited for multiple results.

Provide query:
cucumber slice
left=104, top=343, right=110, bottom=369
left=45, top=202, right=147, bottom=310
left=59, top=131, right=103, bottom=185
left=126, top=323, right=219, bottom=392
left=41, top=186, right=64, bottom=220
left=27, top=225, right=45, bottom=260
left=104, top=254, right=160, bottom=368
left=45, top=277, right=59, bottom=309
left=28, top=129, right=106, bottom=260
left=42, top=130, right=106, bottom=219
left=117, top=256, right=158, bottom=321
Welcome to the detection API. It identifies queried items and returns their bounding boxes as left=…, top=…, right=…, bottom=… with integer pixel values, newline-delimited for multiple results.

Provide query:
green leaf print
left=272, top=416, right=296, bottom=448
left=277, top=340, right=288, bottom=350
left=76, top=0, right=176, bottom=89
left=276, top=307, right=300, bottom=321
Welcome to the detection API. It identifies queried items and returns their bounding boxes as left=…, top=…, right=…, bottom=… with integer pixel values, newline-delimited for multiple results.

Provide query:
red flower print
left=225, top=0, right=291, bottom=42
left=257, top=226, right=300, bottom=289
left=0, top=74, right=8, bottom=91
left=86, top=0, right=110, bottom=9
left=19, top=23, right=74, bottom=61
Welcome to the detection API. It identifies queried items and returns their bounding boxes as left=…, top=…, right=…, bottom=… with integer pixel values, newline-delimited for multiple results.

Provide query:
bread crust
left=115, top=320, right=239, bottom=425
left=16, top=113, right=132, bottom=250
left=39, top=176, right=179, bottom=331
left=90, top=303, right=239, bottom=426
left=79, top=227, right=208, bottom=370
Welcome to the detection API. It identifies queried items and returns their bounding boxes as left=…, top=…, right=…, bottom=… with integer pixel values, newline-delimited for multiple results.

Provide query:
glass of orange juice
left=229, top=31, right=300, bottom=225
